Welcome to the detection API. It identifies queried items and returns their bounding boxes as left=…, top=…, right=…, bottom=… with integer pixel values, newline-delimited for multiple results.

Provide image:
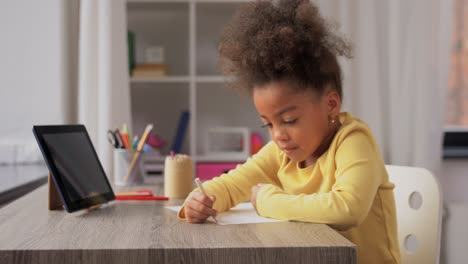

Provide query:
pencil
left=115, top=190, right=153, bottom=196
left=194, top=178, right=218, bottom=223
left=137, top=124, right=153, bottom=151
left=123, top=124, right=154, bottom=182
left=115, top=195, right=169, bottom=201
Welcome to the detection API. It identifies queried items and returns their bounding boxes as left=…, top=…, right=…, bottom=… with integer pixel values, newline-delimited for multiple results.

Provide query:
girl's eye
left=261, top=123, right=272, bottom=128
left=284, top=119, right=298, bottom=125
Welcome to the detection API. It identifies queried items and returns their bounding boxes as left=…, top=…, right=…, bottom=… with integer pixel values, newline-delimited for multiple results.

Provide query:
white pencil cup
left=113, top=149, right=145, bottom=186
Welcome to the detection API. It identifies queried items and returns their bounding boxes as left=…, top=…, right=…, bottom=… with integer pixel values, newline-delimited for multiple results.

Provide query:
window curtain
left=78, top=0, right=131, bottom=176
left=315, top=0, right=452, bottom=176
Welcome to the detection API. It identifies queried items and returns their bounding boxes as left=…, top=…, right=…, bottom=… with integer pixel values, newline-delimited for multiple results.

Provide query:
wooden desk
left=0, top=184, right=356, bottom=264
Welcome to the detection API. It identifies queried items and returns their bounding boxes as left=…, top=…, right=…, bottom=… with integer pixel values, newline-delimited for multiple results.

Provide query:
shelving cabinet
left=127, top=0, right=268, bottom=178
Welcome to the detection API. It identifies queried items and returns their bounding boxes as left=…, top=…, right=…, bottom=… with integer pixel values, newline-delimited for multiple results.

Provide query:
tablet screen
left=33, top=125, right=115, bottom=212
left=43, top=132, right=112, bottom=203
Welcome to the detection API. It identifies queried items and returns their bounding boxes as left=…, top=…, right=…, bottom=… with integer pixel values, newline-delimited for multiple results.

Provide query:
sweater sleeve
left=178, top=141, right=282, bottom=219
left=256, top=131, right=384, bottom=230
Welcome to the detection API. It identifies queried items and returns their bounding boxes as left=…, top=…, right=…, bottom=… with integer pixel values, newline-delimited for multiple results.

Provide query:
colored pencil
left=115, top=195, right=169, bottom=201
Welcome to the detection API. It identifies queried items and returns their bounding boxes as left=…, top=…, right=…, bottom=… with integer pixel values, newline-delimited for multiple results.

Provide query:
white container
left=204, top=127, right=250, bottom=160
left=145, top=46, right=165, bottom=64
left=113, top=149, right=145, bottom=186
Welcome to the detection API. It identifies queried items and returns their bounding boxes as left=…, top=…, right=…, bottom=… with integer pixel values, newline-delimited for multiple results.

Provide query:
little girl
left=178, top=1, right=400, bottom=263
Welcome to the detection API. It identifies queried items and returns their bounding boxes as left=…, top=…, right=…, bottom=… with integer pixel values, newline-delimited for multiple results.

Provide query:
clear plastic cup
left=113, top=149, right=145, bottom=186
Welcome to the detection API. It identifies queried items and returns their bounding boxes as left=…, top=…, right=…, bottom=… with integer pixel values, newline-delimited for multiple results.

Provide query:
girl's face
left=253, top=81, right=340, bottom=167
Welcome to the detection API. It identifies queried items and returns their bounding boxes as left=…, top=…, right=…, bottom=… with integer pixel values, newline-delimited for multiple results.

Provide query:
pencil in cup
left=194, top=178, right=218, bottom=223
left=113, top=149, right=145, bottom=186
left=123, top=124, right=153, bottom=183
left=127, top=150, right=145, bottom=182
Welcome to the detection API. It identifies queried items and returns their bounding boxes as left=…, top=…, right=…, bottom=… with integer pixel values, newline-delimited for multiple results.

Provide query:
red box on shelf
left=196, top=162, right=241, bottom=181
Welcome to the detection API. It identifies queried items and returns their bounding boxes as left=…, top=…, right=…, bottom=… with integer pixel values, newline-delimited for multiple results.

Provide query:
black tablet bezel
left=33, top=125, right=115, bottom=213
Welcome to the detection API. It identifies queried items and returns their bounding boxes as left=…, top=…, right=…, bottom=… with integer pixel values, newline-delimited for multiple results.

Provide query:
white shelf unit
left=126, top=0, right=269, bottom=166
left=130, top=76, right=191, bottom=83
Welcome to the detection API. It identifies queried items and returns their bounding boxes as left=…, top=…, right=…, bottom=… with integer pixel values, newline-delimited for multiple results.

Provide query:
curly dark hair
left=218, top=0, right=352, bottom=99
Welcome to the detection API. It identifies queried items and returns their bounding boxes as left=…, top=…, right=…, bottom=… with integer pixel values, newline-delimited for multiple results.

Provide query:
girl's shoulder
left=334, top=112, right=377, bottom=148
left=338, top=112, right=372, bottom=132
left=338, top=112, right=368, bottom=128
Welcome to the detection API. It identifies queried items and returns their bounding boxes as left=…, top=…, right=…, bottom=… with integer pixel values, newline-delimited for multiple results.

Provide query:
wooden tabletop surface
left=0, top=182, right=356, bottom=264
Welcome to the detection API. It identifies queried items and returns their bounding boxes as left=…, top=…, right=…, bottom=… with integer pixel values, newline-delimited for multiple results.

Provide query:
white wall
left=0, top=0, right=77, bottom=163
left=441, top=160, right=468, bottom=202
left=440, top=160, right=468, bottom=264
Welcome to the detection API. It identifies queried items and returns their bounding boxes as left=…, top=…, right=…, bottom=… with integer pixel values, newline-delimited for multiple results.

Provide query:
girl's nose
left=272, top=127, right=289, bottom=142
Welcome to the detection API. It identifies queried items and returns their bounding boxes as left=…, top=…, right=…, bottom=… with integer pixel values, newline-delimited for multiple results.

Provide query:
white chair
left=385, top=165, right=442, bottom=264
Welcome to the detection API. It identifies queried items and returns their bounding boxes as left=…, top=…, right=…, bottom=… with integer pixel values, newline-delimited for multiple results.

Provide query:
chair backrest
left=385, top=165, right=442, bottom=264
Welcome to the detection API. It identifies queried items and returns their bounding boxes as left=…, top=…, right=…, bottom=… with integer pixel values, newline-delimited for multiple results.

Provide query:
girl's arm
left=178, top=141, right=282, bottom=218
left=256, top=131, right=385, bottom=230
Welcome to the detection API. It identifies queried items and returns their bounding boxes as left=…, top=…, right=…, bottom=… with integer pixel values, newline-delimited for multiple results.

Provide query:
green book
left=127, top=31, right=136, bottom=76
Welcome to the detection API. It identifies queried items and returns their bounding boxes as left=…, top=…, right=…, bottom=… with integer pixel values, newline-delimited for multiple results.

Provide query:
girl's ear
left=325, top=90, right=341, bottom=115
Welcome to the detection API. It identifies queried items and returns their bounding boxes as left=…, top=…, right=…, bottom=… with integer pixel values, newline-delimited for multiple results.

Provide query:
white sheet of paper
left=166, top=202, right=286, bottom=225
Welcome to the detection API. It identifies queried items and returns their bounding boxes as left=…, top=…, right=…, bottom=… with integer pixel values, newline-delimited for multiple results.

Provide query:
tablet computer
left=33, top=125, right=115, bottom=213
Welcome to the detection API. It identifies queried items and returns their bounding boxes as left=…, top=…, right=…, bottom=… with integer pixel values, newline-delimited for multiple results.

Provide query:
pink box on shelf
left=196, top=162, right=241, bottom=181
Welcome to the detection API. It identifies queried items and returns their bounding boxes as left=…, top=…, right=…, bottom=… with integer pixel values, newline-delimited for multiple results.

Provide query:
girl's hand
left=184, top=191, right=218, bottom=223
left=250, top=183, right=265, bottom=214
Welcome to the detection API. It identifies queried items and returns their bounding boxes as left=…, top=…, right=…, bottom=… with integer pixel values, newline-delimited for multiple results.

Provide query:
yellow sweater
left=179, top=112, right=400, bottom=264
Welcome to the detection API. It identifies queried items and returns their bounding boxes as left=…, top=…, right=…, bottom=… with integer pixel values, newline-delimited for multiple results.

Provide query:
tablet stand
left=48, top=173, right=104, bottom=211
left=48, top=173, right=63, bottom=210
